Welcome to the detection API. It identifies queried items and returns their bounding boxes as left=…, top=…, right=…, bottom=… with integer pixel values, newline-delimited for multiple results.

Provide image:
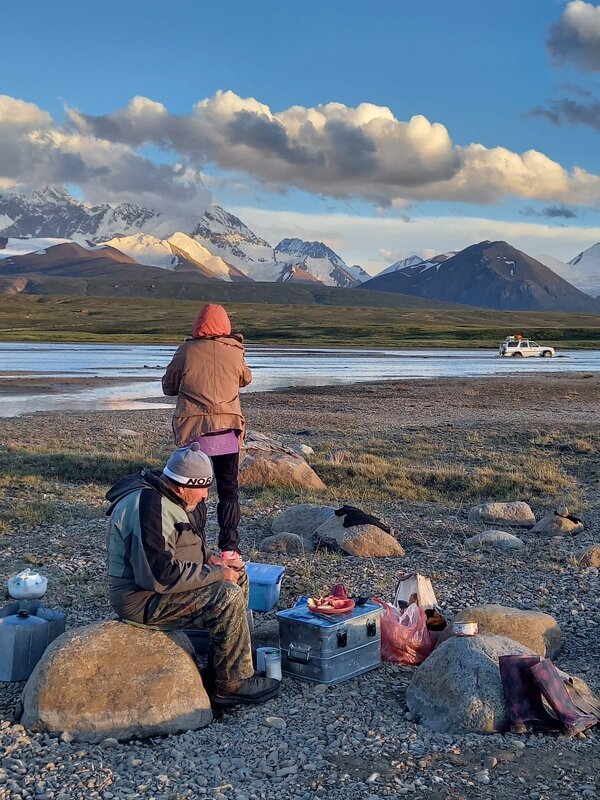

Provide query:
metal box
left=277, top=599, right=382, bottom=685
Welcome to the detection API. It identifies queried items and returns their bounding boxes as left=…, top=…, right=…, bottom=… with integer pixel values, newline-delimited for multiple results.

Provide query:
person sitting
left=105, top=442, right=279, bottom=706
left=162, top=304, right=251, bottom=572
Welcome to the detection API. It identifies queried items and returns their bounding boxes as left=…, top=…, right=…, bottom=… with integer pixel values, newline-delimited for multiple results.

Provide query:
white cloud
left=548, top=1, right=600, bottom=72
left=68, top=90, right=600, bottom=206
left=0, top=95, right=209, bottom=221
left=229, top=206, right=600, bottom=274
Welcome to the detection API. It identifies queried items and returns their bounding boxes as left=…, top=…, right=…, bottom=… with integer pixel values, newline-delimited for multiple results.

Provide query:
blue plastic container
left=246, top=562, right=286, bottom=612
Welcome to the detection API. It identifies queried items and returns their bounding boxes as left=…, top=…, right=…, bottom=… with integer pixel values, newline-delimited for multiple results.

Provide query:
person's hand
left=208, top=554, right=225, bottom=567
left=221, top=550, right=244, bottom=569
left=221, top=566, right=241, bottom=583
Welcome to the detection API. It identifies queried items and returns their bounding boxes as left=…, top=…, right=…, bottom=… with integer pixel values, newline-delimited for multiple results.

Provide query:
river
left=0, top=342, right=598, bottom=416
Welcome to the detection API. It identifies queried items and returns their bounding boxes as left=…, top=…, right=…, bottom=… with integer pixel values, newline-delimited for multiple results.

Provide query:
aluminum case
left=277, top=599, right=382, bottom=685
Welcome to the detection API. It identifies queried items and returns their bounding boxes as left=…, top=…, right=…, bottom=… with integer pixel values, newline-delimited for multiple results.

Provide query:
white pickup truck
left=499, top=337, right=555, bottom=358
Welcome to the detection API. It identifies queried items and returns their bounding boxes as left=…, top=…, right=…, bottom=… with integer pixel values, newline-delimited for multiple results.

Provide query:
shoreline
left=0, top=369, right=598, bottom=406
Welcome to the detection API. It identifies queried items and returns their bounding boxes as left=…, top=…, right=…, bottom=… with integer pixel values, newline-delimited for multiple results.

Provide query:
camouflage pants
left=145, top=570, right=253, bottom=688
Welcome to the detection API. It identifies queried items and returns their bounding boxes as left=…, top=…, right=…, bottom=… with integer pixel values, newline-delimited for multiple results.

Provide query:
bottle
left=0, top=609, right=48, bottom=681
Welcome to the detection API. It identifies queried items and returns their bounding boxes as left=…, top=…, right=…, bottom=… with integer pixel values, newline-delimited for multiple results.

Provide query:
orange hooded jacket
left=162, top=304, right=252, bottom=444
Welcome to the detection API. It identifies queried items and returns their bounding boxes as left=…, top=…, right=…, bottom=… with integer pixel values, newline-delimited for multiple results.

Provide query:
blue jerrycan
left=0, top=609, right=48, bottom=681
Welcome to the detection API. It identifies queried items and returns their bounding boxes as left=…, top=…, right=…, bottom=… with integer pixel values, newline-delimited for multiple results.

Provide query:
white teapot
left=7, top=569, right=48, bottom=600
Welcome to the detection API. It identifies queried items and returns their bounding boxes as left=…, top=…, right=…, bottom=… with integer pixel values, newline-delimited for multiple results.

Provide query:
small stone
left=259, top=532, right=305, bottom=555
left=465, top=530, right=525, bottom=551
left=59, top=732, right=74, bottom=744
left=474, top=770, right=491, bottom=784
left=99, top=737, right=119, bottom=748
left=116, top=428, right=139, bottom=438
left=264, top=716, right=286, bottom=730
left=483, top=756, right=498, bottom=769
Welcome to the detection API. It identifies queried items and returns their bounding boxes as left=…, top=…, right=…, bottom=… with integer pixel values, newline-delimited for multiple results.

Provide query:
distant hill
left=361, top=240, right=600, bottom=313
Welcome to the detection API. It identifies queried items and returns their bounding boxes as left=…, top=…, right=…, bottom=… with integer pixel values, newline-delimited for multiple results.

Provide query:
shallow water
left=0, top=341, right=598, bottom=417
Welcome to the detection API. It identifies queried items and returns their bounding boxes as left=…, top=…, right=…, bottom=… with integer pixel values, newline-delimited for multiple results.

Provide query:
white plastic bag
left=394, top=573, right=437, bottom=610
left=8, top=569, right=48, bottom=600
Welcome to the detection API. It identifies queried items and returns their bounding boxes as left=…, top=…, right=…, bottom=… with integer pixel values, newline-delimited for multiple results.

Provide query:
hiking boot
left=211, top=674, right=281, bottom=707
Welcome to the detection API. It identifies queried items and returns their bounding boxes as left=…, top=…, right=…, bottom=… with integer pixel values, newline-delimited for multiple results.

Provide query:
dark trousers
left=211, top=451, right=241, bottom=552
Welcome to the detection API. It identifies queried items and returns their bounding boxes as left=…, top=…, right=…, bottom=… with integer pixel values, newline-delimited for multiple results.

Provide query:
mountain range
left=361, top=241, right=600, bottom=312
left=1, top=185, right=600, bottom=311
left=0, top=187, right=363, bottom=288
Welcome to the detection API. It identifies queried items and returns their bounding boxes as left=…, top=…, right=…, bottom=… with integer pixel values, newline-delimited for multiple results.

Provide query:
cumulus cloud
left=67, top=90, right=600, bottom=206
left=0, top=94, right=210, bottom=225
left=520, top=205, right=579, bottom=219
left=548, top=1, right=600, bottom=72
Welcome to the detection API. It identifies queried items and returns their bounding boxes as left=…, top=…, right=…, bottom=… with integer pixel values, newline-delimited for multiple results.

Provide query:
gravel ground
left=0, top=373, right=599, bottom=800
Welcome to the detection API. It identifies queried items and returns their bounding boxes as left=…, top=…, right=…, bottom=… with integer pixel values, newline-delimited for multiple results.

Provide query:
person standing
left=162, top=304, right=251, bottom=569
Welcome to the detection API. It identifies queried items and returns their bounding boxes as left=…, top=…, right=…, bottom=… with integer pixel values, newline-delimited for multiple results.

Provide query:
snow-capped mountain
left=362, top=241, right=600, bottom=312
left=347, top=264, right=371, bottom=282
left=567, top=243, right=600, bottom=297
left=0, top=185, right=163, bottom=242
left=191, top=206, right=277, bottom=279
left=191, top=206, right=364, bottom=286
left=100, top=232, right=249, bottom=282
left=377, top=252, right=456, bottom=278
left=0, top=188, right=369, bottom=287
left=273, top=238, right=359, bottom=287
left=378, top=254, right=425, bottom=277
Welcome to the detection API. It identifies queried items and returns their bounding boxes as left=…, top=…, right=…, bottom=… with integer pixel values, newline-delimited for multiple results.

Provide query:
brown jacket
left=162, top=336, right=252, bottom=446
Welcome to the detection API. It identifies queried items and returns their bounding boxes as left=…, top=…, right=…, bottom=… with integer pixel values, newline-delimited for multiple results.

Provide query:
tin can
left=265, top=649, right=282, bottom=681
left=256, top=646, right=275, bottom=672
left=453, top=621, right=478, bottom=636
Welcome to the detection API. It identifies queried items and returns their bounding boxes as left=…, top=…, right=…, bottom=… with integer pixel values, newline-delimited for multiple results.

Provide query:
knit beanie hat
left=162, top=443, right=214, bottom=487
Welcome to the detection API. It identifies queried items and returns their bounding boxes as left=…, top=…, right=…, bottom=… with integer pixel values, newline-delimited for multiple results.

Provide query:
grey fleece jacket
left=105, top=470, right=225, bottom=622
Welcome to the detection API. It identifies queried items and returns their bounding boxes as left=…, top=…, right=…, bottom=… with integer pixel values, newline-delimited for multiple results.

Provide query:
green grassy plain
left=0, top=293, right=599, bottom=348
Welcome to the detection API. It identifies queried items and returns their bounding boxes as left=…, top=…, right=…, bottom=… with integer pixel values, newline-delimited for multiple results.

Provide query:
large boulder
left=406, top=634, right=533, bottom=734
left=314, top=515, right=404, bottom=558
left=239, top=451, right=325, bottom=490
left=454, top=605, right=561, bottom=658
left=574, top=544, right=600, bottom=567
left=21, top=621, right=212, bottom=742
left=465, top=530, right=525, bottom=551
left=468, top=502, right=535, bottom=528
left=533, top=512, right=584, bottom=536
left=271, top=504, right=336, bottom=549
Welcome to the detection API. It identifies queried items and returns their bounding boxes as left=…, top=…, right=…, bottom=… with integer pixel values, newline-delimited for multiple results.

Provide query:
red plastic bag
left=374, top=600, right=435, bottom=665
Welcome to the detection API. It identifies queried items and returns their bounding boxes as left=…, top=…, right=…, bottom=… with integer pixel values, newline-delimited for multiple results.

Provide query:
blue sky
left=3, top=0, right=600, bottom=269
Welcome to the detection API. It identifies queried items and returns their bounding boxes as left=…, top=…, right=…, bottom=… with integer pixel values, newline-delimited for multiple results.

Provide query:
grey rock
left=465, top=530, right=525, bottom=551
left=271, top=504, right=335, bottom=548
left=293, top=444, right=315, bottom=457
left=99, top=737, right=119, bottom=748
left=259, top=532, right=305, bottom=555
left=454, top=605, right=562, bottom=658
left=406, top=634, right=534, bottom=734
left=264, top=716, right=286, bottom=730
left=468, top=502, right=535, bottom=528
